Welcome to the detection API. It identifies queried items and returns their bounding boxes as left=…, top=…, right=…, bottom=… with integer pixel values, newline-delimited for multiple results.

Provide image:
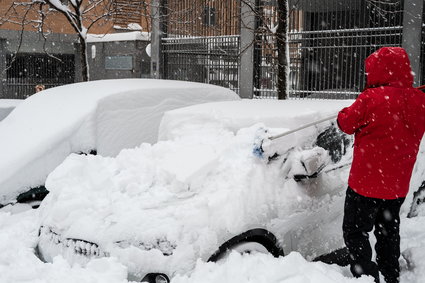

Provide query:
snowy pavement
left=1, top=206, right=425, bottom=283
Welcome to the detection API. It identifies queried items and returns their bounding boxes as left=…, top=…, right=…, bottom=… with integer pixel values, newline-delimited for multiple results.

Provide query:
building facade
left=0, top=0, right=152, bottom=99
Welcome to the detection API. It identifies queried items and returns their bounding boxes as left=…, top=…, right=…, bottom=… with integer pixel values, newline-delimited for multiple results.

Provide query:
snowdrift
left=0, top=79, right=238, bottom=205
left=0, top=99, right=21, bottom=121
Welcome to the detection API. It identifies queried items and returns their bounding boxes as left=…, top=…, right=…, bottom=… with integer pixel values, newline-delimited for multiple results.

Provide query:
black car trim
left=207, top=228, right=284, bottom=262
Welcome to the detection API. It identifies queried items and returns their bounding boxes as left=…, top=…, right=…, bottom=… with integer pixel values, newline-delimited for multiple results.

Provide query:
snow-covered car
left=0, top=79, right=239, bottom=207
left=0, top=99, right=21, bottom=121
left=36, top=99, right=425, bottom=283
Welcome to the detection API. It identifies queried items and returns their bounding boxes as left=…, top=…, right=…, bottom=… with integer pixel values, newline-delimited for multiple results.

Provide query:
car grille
left=39, top=226, right=176, bottom=257
left=39, top=226, right=107, bottom=257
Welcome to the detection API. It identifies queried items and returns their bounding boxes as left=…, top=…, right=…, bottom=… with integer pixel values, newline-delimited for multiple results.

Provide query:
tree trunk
left=276, top=0, right=288, bottom=100
left=79, top=37, right=89, bottom=82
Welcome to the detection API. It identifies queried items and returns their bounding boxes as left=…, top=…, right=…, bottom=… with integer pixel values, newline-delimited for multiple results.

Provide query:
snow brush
left=253, top=114, right=338, bottom=159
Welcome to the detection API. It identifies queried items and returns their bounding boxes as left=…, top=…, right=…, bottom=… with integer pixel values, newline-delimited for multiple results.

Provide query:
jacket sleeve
left=337, top=92, right=369, bottom=135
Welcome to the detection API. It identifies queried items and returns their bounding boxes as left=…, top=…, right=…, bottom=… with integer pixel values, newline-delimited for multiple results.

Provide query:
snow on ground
left=2, top=207, right=425, bottom=283
left=172, top=252, right=372, bottom=283
left=0, top=79, right=238, bottom=205
left=0, top=99, right=21, bottom=121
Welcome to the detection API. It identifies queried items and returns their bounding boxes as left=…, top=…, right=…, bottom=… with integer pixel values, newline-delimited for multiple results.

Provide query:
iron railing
left=161, top=0, right=421, bottom=100
left=422, top=14, right=425, bottom=85
left=162, top=0, right=241, bottom=93
left=2, top=53, right=75, bottom=99
left=163, top=35, right=240, bottom=93
left=254, top=0, right=404, bottom=99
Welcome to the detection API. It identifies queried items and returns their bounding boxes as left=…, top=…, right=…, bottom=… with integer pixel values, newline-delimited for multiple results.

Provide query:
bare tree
left=241, top=0, right=289, bottom=99
left=276, top=0, right=289, bottom=100
left=0, top=0, right=151, bottom=82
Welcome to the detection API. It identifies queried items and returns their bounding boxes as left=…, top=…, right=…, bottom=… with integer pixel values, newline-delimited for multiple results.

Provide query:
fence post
left=402, top=0, right=424, bottom=86
left=151, top=0, right=165, bottom=79
left=239, top=0, right=256, bottom=99
left=0, top=39, right=5, bottom=98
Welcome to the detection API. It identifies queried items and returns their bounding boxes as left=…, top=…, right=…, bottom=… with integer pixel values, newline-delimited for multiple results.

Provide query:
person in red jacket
left=337, top=47, right=425, bottom=283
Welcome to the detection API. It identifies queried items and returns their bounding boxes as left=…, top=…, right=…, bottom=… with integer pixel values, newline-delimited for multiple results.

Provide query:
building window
left=203, top=6, right=216, bottom=26
left=105, top=56, right=133, bottom=70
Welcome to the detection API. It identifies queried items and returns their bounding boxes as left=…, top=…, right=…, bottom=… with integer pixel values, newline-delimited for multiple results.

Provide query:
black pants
left=343, top=187, right=405, bottom=283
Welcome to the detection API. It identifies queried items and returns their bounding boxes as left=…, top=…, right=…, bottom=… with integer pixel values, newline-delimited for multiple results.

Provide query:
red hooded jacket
left=337, top=47, right=425, bottom=199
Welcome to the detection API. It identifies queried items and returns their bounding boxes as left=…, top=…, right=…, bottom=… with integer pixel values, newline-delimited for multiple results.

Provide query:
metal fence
left=2, top=53, right=75, bottom=99
left=162, top=0, right=241, bottom=93
left=160, top=0, right=423, bottom=99
left=255, top=0, right=404, bottom=99
left=422, top=9, right=425, bottom=85
left=163, top=36, right=240, bottom=92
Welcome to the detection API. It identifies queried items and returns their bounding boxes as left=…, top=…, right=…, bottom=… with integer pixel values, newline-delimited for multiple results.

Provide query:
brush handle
left=269, top=85, right=425, bottom=142
left=269, top=114, right=338, bottom=141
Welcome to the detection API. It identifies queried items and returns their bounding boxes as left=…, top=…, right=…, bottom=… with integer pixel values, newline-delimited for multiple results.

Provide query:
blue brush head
left=252, top=126, right=268, bottom=159
left=253, top=143, right=264, bottom=158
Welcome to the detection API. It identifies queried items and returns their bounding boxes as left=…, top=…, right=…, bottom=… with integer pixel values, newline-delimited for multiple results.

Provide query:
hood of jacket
left=365, top=47, right=413, bottom=88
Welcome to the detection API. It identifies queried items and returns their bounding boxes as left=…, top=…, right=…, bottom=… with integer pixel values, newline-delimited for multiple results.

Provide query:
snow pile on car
left=159, top=99, right=349, bottom=141
left=0, top=79, right=238, bottom=205
left=0, top=209, right=130, bottom=283
left=0, top=99, right=21, bottom=121
left=12, top=206, right=425, bottom=283
left=403, top=137, right=425, bottom=217
left=38, top=100, right=353, bottom=278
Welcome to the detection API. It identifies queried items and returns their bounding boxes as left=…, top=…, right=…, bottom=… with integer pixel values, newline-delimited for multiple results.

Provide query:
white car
left=0, top=79, right=238, bottom=207
left=36, top=99, right=424, bottom=283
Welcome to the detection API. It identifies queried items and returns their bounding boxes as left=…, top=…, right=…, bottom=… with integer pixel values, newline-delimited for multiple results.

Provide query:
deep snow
left=35, top=100, right=355, bottom=279
left=0, top=98, right=424, bottom=283
left=0, top=99, right=21, bottom=121
left=2, top=207, right=425, bottom=283
left=0, top=79, right=238, bottom=205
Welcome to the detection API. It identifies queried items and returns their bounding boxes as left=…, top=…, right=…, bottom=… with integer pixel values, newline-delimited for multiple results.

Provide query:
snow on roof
left=86, top=31, right=150, bottom=43
left=159, top=99, right=353, bottom=141
left=0, top=79, right=238, bottom=204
